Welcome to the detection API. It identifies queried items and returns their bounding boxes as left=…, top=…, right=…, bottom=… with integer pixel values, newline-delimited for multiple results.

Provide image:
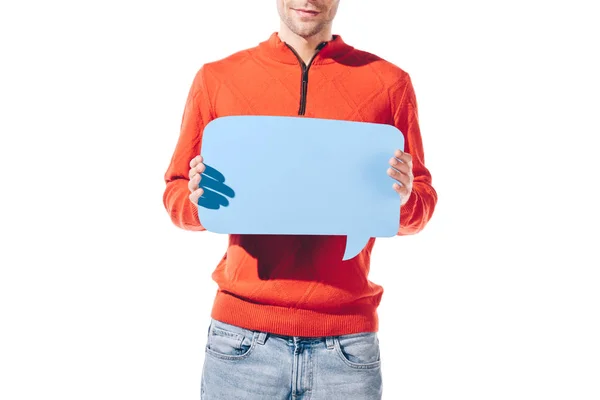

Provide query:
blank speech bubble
left=197, top=115, right=404, bottom=261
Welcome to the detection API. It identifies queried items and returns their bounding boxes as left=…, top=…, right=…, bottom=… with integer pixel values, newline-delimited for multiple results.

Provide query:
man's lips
left=293, top=8, right=320, bottom=17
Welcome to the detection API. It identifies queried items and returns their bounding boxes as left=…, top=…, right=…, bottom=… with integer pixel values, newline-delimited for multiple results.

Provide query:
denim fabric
left=201, top=318, right=383, bottom=399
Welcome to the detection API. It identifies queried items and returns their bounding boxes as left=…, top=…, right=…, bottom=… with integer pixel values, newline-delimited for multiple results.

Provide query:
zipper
left=285, top=41, right=328, bottom=115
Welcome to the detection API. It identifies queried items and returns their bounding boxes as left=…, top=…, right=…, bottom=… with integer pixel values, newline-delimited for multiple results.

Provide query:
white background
left=1, top=0, right=599, bottom=399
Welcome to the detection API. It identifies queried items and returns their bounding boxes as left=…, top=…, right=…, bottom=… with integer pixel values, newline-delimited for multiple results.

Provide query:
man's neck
left=277, top=26, right=333, bottom=65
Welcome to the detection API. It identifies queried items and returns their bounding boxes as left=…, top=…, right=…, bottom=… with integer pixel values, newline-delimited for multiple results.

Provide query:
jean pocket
left=205, top=319, right=257, bottom=361
left=334, top=332, right=381, bottom=369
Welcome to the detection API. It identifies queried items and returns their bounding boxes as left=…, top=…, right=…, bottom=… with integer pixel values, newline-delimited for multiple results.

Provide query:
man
left=163, top=1, right=437, bottom=398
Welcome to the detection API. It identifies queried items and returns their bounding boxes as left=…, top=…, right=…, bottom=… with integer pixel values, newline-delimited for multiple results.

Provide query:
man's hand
left=188, top=155, right=206, bottom=205
left=388, top=149, right=413, bottom=206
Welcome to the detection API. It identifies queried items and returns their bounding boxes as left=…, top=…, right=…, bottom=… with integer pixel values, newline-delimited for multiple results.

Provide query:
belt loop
left=326, top=336, right=335, bottom=350
left=256, top=331, right=268, bottom=345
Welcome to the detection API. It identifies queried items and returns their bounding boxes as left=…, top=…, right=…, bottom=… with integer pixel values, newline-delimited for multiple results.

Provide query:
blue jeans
left=200, top=318, right=383, bottom=399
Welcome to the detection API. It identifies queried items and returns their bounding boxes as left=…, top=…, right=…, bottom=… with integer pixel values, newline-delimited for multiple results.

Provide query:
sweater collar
left=258, top=32, right=354, bottom=65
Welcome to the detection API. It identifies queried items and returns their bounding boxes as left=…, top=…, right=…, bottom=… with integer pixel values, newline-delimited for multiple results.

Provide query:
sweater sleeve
left=163, top=67, right=214, bottom=231
left=392, top=73, right=438, bottom=235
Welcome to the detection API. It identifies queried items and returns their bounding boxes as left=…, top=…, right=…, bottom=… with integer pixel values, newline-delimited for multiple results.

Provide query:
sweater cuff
left=399, top=190, right=418, bottom=226
left=192, top=202, right=206, bottom=231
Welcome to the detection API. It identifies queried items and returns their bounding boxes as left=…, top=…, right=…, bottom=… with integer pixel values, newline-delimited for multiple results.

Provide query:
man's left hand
left=388, top=149, right=413, bottom=206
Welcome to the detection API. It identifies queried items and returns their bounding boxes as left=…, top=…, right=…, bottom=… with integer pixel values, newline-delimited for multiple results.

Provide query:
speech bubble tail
left=343, top=236, right=369, bottom=261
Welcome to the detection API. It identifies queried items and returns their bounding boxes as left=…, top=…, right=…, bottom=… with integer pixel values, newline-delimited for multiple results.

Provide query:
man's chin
left=290, top=26, right=322, bottom=39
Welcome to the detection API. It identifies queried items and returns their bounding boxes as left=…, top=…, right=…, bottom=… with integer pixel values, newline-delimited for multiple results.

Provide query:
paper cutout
left=198, top=115, right=404, bottom=260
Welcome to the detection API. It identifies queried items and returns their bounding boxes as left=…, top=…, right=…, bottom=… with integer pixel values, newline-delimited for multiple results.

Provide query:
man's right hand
left=188, top=155, right=205, bottom=205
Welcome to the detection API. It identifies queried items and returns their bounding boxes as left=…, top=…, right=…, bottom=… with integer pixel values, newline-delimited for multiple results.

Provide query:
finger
left=188, top=188, right=204, bottom=204
left=188, top=173, right=202, bottom=193
left=189, top=155, right=204, bottom=169
left=394, top=150, right=413, bottom=168
left=189, top=162, right=206, bottom=180
left=387, top=167, right=407, bottom=182
left=190, top=155, right=203, bottom=168
left=393, top=182, right=410, bottom=197
left=399, top=171, right=413, bottom=187
left=388, top=156, right=410, bottom=174
left=387, top=168, right=413, bottom=187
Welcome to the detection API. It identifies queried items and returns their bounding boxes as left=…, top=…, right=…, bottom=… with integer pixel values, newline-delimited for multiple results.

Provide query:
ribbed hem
left=210, top=290, right=378, bottom=337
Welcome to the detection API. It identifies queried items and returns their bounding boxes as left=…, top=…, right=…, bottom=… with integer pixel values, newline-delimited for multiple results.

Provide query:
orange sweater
left=163, top=32, right=437, bottom=337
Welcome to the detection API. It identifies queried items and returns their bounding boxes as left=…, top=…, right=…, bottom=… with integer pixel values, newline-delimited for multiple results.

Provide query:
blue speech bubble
left=198, top=115, right=404, bottom=260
